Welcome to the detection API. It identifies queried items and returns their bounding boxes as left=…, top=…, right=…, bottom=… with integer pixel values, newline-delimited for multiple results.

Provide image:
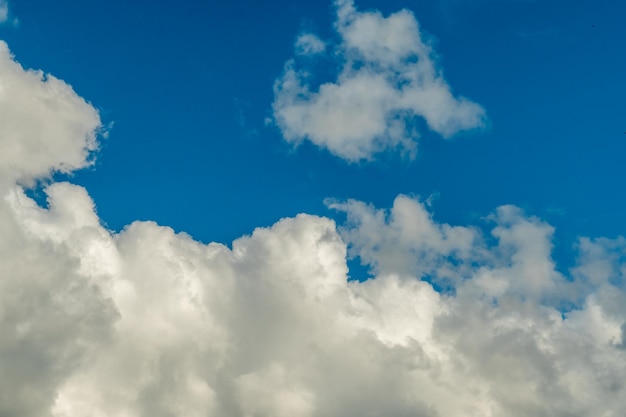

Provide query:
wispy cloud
left=295, top=33, right=326, bottom=56
left=0, top=0, right=9, bottom=23
left=272, top=0, right=486, bottom=162
left=0, top=0, right=17, bottom=26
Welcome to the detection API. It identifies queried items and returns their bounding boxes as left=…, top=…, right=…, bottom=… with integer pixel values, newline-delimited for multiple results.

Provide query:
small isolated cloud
left=295, top=33, right=327, bottom=55
left=0, top=0, right=8, bottom=23
left=273, top=0, right=486, bottom=162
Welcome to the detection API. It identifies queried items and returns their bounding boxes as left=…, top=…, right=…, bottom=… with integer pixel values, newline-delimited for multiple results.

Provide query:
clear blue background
left=3, top=0, right=625, bottom=271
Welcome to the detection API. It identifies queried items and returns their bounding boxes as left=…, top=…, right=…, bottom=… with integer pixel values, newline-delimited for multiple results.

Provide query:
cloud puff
left=295, top=33, right=326, bottom=56
left=272, top=0, right=486, bottom=161
left=0, top=41, right=101, bottom=186
left=2, top=35, right=626, bottom=417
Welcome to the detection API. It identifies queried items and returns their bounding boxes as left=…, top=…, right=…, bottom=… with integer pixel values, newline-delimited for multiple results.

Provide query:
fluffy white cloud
left=2, top=37, right=626, bottom=417
left=272, top=0, right=486, bottom=161
left=0, top=43, right=107, bottom=417
left=5, top=183, right=626, bottom=417
left=0, top=41, right=101, bottom=187
left=332, top=196, right=626, bottom=416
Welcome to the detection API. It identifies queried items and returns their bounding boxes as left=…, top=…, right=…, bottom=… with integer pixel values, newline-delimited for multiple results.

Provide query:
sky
left=1, top=0, right=626, bottom=416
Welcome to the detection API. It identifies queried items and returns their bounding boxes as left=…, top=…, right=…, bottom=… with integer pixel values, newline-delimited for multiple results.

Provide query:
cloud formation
left=272, top=0, right=486, bottom=161
left=0, top=41, right=101, bottom=186
left=295, top=33, right=326, bottom=56
left=1, top=33, right=626, bottom=417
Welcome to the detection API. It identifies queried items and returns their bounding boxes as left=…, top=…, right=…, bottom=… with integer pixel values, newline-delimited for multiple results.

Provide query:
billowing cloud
left=272, top=0, right=486, bottom=161
left=5, top=182, right=626, bottom=416
left=0, top=41, right=101, bottom=187
left=2, top=36, right=626, bottom=417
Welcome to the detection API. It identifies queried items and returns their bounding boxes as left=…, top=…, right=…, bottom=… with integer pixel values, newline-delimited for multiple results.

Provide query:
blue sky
left=2, top=0, right=626, bottom=415
left=4, top=0, right=625, bottom=256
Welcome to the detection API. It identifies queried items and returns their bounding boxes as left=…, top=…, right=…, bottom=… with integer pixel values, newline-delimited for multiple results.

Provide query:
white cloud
left=1, top=34, right=626, bottom=417
left=0, top=41, right=101, bottom=187
left=328, top=195, right=482, bottom=281
left=295, top=33, right=326, bottom=55
left=273, top=0, right=486, bottom=162
left=5, top=183, right=624, bottom=417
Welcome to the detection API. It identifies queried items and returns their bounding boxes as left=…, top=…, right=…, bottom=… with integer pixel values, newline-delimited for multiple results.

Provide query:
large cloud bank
left=272, top=0, right=486, bottom=161
left=1, top=31, right=626, bottom=417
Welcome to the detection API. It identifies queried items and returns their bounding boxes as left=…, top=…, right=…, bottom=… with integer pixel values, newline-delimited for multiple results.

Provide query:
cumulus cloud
left=272, top=0, right=486, bottom=161
left=0, top=41, right=101, bottom=186
left=2, top=34, right=626, bottom=417
left=5, top=183, right=626, bottom=416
